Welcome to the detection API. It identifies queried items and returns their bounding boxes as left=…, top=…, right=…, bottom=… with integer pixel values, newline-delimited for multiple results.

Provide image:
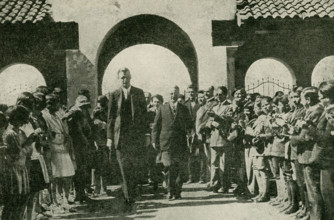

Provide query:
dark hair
left=0, top=104, right=8, bottom=113
left=319, top=80, right=334, bottom=101
left=16, top=92, right=35, bottom=111
left=152, top=94, right=164, bottom=103
left=6, top=105, right=30, bottom=125
left=217, top=86, right=228, bottom=96
left=232, top=87, right=246, bottom=97
left=33, top=92, right=46, bottom=111
left=0, top=112, right=8, bottom=130
left=273, top=95, right=289, bottom=106
left=97, top=95, right=108, bottom=107
left=274, top=91, right=284, bottom=98
left=35, top=86, right=51, bottom=95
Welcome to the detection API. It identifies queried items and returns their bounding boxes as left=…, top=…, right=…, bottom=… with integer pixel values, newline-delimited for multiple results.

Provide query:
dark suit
left=107, top=86, right=147, bottom=202
left=152, top=102, right=192, bottom=196
left=184, top=100, right=206, bottom=182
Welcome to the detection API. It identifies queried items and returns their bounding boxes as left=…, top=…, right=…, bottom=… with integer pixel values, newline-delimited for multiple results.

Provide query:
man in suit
left=107, top=67, right=147, bottom=209
left=152, top=86, right=192, bottom=200
left=184, top=85, right=203, bottom=183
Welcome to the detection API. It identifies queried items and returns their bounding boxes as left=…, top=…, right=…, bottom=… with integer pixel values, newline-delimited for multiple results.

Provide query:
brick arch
left=96, top=14, right=198, bottom=94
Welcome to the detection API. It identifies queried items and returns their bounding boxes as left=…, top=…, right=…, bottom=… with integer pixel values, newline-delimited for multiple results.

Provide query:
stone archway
left=245, top=58, right=296, bottom=96
left=311, top=56, right=334, bottom=87
left=0, top=64, right=47, bottom=105
left=96, top=14, right=198, bottom=94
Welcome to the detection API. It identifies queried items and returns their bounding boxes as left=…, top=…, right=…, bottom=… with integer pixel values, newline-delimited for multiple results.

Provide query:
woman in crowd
left=42, top=94, right=75, bottom=212
left=2, top=105, right=41, bottom=219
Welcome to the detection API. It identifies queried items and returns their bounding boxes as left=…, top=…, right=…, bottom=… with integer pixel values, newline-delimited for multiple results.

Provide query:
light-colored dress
left=3, top=127, right=32, bottom=195
left=42, top=109, right=75, bottom=178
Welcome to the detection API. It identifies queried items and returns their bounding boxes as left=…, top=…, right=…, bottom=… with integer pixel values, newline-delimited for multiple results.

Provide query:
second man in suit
left=152, top=86, right=192, bottom=200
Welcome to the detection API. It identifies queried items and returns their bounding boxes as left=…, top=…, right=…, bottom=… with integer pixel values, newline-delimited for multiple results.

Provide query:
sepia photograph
left=0, top=0, right=334, bottom=219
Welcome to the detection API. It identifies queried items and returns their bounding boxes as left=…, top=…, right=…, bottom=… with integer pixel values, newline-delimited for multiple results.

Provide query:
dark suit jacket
left=151, top=102, right=192, bottom=154
left=184, top=100, right=200, bottom=127
left=107, top=86, right=147, bottom=150
left=290, top=104, right=324, bottom=164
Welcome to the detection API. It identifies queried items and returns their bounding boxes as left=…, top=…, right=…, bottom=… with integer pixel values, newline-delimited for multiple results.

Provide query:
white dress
left=42, top=109, right=75, bottom=178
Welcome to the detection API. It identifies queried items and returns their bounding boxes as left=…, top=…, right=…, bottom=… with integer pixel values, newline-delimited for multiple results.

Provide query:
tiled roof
left=237, top=0, right=334, bottom=23
left=0, top=0, right=52, bottom=24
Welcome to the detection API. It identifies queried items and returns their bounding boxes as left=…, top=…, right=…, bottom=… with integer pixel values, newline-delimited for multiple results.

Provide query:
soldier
left=280, top=89, right=305, bottom=214
left=206, top=86, right=233, bottom=193
left=229, top=87, right=252, bottom=198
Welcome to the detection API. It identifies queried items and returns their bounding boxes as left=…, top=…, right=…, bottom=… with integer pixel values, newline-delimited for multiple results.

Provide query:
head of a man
left=216, top=86, right=228, bottom=103
left=170, top=86, right=180, bottom=103
left=45, top=94, right=58, bottom=114
left=152, top=95, right=163, bottom=108
left=205, top=86, right=214, bottom=99
left=289, top=90, right=301, bottom=108
left=233, top=87, right=246, bottom=104
left=197, top=90, right=206, bottom=106
left=78, top=89, right=91, bottom=101
left=186, top=85, right=196, bottom=101
left=319, top=80, right=334, bottom=107
left=261, top=96, right=273, bottom=115
left=118, top=67, right=131, bottom=89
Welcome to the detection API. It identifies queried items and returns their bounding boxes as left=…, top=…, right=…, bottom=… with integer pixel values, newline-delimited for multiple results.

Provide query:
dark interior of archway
left=97, top=14, right=198, bottom=94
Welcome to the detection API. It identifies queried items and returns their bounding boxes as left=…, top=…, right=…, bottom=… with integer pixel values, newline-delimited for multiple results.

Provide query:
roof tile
left=237, top=0, right=334, bottom=22
left=0, top=0, right=51, bottom=24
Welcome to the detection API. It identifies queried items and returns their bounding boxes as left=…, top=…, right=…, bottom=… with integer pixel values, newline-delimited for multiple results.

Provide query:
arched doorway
left=102, top=44, right=191, bottom=100
left=311, top=56, right=334, bottom=87
left=96, top=14, right=198, bottom=94
left=0, top=64, right=46, bottom=105
left=245, top=58, right=296, bottom=97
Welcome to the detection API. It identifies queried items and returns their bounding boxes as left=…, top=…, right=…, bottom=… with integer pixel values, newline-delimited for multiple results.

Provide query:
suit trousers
left=116, top=148, right=146, bottom=202
left=210, top=146, right=232, bottom=191
left=304, top=165, right=322, bottom=220
left=320, top=167, right=334, bottom=220
left=161, top=150, right=186, bottom=196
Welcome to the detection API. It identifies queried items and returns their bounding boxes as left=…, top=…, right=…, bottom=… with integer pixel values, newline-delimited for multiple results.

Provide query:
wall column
left=226, top=46, right=238, bottom=96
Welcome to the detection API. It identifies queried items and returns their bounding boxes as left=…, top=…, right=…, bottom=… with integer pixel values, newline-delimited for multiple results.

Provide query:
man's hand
left=107, top=139, right=112, bottom=150
left=152, top=143, right=157, bottom=151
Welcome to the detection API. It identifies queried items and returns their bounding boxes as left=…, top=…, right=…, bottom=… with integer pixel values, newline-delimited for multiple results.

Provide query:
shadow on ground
left=51, top=184, right=252, bottom=219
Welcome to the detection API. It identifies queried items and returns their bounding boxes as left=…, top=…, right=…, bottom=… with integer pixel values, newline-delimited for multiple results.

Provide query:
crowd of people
left=0, top=66, right=333, bottom=220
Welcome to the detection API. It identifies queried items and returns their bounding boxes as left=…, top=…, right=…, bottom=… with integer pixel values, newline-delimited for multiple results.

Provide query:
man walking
left=107, top=67, right=147, bottom=210
left=152, top=86, right=192, bottom=200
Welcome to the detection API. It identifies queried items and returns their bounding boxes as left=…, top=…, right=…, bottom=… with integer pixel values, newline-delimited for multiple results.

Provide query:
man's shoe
left=255, top=196, right=270, bottom=203
left=185, top=180, right=194, bottom=184
left=297, top=212, right=310, bottom=220
left=218, top=187, right=228, bottom=193
left=284, top=205, right=299, bottom=215
left=280, top=204, right=292, bottom=213
left=175, top=194, right=182, bottom=200
left=198, top=180, right=205, bottom=184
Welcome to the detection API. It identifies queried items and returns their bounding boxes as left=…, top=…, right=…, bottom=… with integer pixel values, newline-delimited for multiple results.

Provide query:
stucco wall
left=51, top=0, right=235, bottom=92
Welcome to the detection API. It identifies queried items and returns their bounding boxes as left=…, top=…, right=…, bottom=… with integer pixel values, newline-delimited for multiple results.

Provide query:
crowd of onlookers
left=0, top=78, right=334, bottom=220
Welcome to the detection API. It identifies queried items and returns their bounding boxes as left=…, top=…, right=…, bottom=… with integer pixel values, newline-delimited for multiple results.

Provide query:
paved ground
left=50, top=183, right=295, bottom=220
